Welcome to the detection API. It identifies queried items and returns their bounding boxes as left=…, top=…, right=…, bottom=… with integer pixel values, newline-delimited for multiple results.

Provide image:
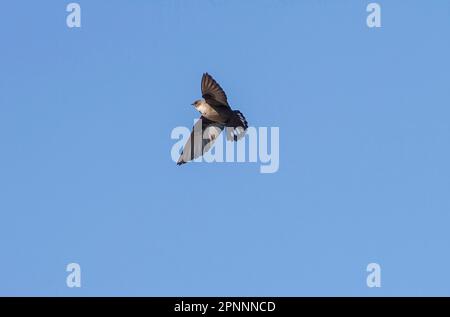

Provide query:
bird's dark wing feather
left=201, top=73, right=230, bottom=108
left=177, top=116, right=224, bottom=165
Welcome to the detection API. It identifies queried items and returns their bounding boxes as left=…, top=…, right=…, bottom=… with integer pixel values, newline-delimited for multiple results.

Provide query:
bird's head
left=191, top=99, right=204, bottom=109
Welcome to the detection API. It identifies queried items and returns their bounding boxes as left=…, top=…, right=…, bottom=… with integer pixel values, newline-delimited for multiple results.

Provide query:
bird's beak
left=191, top=103, right=195, bottom=106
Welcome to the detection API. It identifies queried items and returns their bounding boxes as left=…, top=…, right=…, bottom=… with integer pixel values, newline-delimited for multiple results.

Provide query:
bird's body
left=177, top=73, right=248, bottom=165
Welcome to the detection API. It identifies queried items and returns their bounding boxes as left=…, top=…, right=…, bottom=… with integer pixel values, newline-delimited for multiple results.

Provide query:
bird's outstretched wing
left=201, top=73, right=230, bottom=108
left=177, top=116, right=224, bottom=165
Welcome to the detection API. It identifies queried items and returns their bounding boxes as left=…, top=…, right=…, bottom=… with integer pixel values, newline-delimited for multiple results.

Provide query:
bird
left=177, top=73, right=248, bottom=165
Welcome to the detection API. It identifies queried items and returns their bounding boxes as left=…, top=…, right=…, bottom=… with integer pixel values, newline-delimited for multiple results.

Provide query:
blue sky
left=1, top=0, right=450, bottom=296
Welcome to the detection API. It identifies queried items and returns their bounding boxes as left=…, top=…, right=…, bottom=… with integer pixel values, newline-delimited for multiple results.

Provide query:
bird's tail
left=226, top=110, right=248, bottom=141
left=234, top=110, right=248, bottom=130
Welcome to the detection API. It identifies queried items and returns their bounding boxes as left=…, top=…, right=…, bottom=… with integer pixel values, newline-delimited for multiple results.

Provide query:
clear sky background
left=1, top=0, right=450, bottom=296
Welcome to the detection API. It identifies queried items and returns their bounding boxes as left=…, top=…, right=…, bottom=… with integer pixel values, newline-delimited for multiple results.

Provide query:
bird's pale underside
left=177, top=73, right=248, bottom=165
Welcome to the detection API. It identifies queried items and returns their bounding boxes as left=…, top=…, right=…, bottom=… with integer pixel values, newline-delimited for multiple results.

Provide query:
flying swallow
left=177, top=73, right=248, bottom=165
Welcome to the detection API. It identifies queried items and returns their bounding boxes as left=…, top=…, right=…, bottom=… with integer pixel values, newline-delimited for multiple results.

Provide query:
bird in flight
left=177, top=73, right=248, bottom=165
